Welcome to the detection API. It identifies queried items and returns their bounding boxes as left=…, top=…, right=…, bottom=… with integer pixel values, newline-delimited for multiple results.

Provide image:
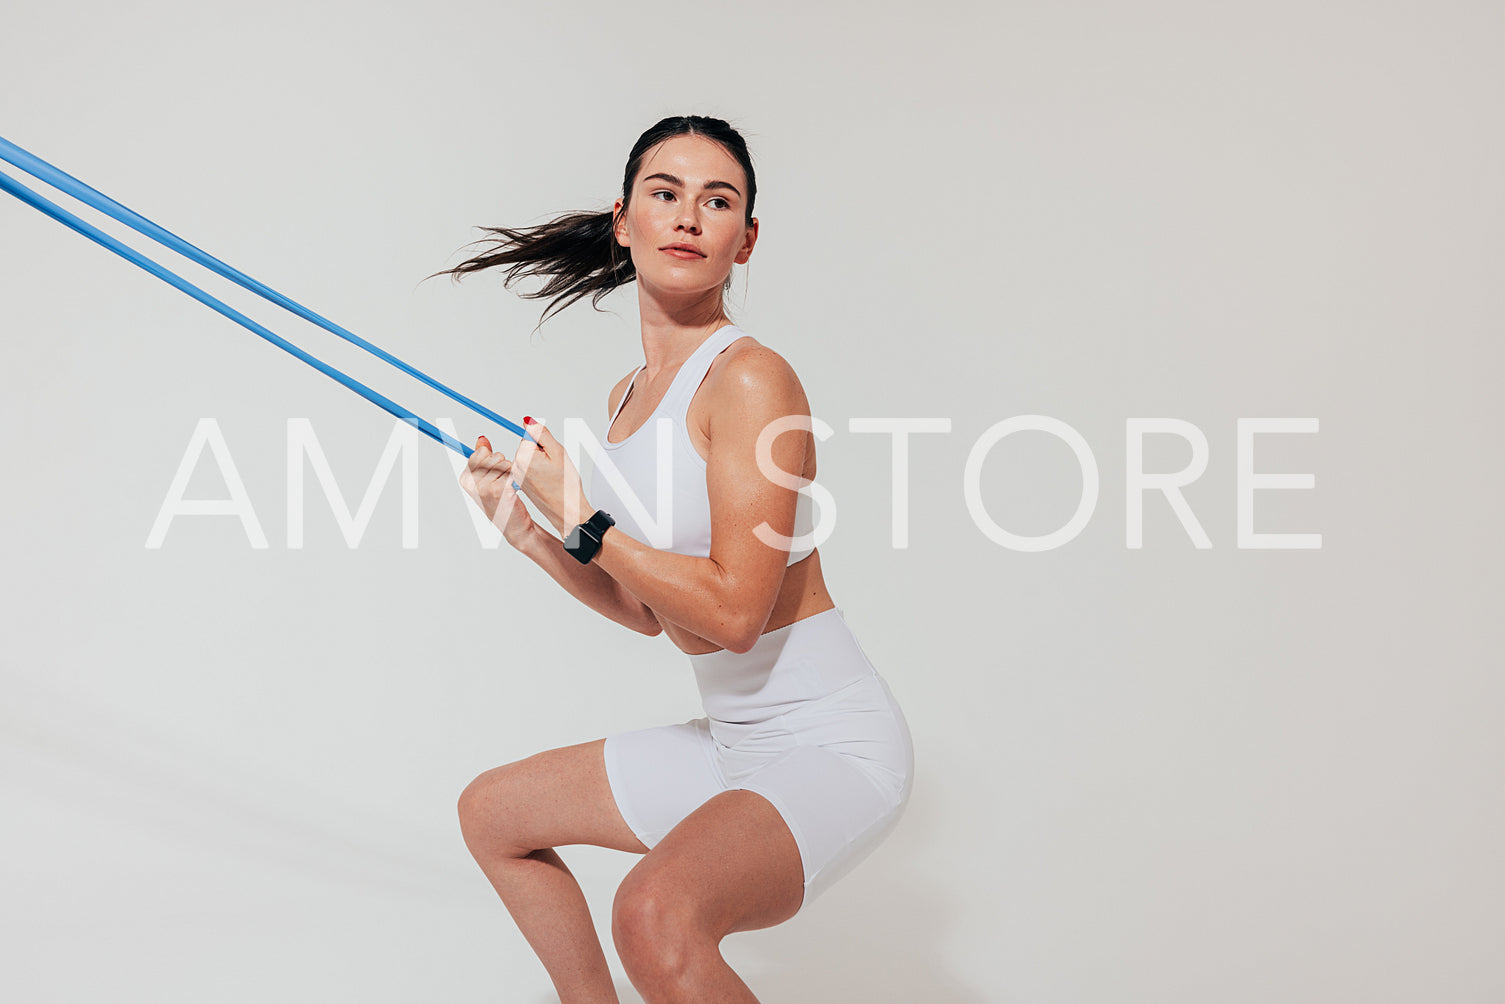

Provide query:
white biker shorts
left=602, top=607, right=913, bottom=910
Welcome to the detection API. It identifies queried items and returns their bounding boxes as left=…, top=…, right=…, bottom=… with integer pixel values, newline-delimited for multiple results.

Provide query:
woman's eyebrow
left=642, top=172, right=742, bottom=197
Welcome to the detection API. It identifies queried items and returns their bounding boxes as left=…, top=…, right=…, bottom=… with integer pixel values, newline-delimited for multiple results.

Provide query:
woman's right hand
left=461, top=435, right=535, bottom=548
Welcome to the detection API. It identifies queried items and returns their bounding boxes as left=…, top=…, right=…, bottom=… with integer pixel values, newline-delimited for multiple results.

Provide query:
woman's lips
left=662, top=247, right=705, bottom=260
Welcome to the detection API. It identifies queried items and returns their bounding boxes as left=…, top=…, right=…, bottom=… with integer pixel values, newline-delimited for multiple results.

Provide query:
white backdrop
left=2, top=2, right=1501, bottom=1001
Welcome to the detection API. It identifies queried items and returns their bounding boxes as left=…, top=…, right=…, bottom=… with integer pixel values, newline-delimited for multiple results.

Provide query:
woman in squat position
left=453, top=115, right=912, bottom=1003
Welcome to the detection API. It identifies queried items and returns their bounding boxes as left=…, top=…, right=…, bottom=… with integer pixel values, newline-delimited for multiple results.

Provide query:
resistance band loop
left=0, top=135, right=534, bottom=458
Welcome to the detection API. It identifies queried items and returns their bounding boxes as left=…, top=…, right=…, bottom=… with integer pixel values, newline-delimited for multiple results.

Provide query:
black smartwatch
left=563, top=509, right=615, bottom=564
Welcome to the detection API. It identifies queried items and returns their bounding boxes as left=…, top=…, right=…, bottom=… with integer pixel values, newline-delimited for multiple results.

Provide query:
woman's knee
left=456, top=762, right=526, bottom=855
left=611, top=867, right=705, bottom=981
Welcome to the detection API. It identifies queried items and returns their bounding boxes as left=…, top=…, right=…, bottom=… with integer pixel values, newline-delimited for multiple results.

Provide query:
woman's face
left=614, top=134, right=757, bottom=302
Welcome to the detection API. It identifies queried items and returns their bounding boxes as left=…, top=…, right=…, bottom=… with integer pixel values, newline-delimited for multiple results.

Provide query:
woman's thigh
left=458, top=738, right=650, bottom=857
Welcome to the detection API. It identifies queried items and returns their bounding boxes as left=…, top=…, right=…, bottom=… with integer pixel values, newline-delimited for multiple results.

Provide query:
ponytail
left=434, top=207, right=632, bottom=326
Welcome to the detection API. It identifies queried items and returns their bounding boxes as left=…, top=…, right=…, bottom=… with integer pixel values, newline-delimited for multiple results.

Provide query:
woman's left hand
left=511, top=417, right=595, bottom=535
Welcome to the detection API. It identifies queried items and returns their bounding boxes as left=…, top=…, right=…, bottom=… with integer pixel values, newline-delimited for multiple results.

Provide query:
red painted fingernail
left=523, top=415, right=533, bottom=425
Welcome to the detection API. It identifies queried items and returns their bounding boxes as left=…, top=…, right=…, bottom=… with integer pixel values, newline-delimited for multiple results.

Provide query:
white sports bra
left=586, top=324, right=815, bottom=566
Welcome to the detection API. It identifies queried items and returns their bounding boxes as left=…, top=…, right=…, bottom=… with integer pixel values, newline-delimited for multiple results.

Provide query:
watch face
left=564, top=523, right=598, bottom=564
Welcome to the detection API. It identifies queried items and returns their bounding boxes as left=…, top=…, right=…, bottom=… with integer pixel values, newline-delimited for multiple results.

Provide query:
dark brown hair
left=433, top=115, right=757, bottom=326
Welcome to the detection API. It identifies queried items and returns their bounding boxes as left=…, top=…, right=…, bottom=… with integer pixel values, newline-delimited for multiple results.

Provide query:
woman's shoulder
left=708, top=333, right=809, bottom=414
left=716, top=333, right=803, bottom=391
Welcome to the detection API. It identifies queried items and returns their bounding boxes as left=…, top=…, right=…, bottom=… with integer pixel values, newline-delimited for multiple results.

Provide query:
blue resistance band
left=0, top=134, right=534, bottom=459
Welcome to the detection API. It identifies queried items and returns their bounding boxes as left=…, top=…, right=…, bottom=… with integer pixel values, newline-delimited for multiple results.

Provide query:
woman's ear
left=613, top=198, right=630, bottom=247
left=735, top=217, right=759, bottom=264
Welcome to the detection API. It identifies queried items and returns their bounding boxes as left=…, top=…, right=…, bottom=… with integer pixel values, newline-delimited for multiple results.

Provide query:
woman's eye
left=650, top=190, right=730, bottom=210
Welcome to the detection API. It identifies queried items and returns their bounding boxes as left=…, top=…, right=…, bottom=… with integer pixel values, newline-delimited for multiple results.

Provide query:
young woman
left=451, top=115, right=913, bottom=1003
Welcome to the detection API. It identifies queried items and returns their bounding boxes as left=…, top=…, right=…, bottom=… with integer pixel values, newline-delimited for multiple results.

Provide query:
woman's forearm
left=590, top=526, right=764, bottom=654
left=514, top=523, right=662, bottom=636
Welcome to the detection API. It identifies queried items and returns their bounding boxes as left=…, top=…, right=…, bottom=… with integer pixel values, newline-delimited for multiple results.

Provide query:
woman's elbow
left=725, top=611, right=771, bottom=654
left=724, top=634, right=757, bottom=655
left=722, top=585, right=782, bottom=653
left=635, top=608, right=664, bottom=636
left=622, top=588, right=662, bottom=637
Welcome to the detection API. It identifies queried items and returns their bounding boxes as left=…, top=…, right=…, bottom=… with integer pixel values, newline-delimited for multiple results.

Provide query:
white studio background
left=1, top=2, right=1500, bottom=1002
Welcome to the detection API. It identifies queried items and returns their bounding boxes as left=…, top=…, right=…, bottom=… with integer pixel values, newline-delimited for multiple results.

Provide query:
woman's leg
left=611, top=788, right=805, bottom=1004
left=458, top=738, right=649, bottom=1004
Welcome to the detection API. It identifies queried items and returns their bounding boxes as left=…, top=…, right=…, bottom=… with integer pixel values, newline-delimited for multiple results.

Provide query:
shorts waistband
left=686, top=606, right=879, bottom=723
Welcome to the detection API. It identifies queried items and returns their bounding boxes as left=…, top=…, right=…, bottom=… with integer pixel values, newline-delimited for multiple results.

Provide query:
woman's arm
left=460, top=430, right=661, bottom=637
left=589, top=346, right=810, bottom=653
left=505, top=366, right=661, bottom=636
left=513, top=524, right=663, bottom=636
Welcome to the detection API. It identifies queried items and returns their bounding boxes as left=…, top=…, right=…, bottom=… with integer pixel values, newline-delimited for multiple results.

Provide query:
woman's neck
left=636, top=315, right=732, bottom=377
